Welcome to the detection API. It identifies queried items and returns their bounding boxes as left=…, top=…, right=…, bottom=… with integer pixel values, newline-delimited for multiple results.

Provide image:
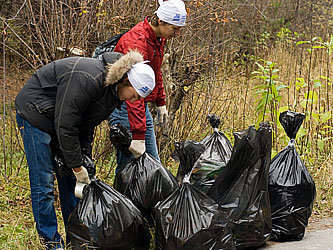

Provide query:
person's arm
left=155, top=42, right=168, bottom=125
left=79, top=128, right=94, bottom=157
left=126, top=98, right=146, bottom=140
left=155, top=69, right=166, bottom=106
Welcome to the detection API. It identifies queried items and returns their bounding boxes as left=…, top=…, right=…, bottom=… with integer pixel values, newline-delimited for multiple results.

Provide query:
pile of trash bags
left=66, top=112, right=316, bottom=249
left=154, top=120, right=274, bottom=249
left=268, top=110, right=316, bottom=241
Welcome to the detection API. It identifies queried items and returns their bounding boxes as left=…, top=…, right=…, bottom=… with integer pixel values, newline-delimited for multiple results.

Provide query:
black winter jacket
left=15, top=52, right=124, bottom=168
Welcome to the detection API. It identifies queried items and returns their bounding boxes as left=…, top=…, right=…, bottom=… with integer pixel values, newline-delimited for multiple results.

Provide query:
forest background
left=0, top=0, right=332, bottom=248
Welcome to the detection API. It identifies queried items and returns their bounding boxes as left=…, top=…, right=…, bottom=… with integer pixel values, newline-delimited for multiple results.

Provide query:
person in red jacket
left=109, top=0, right=187, bottom=169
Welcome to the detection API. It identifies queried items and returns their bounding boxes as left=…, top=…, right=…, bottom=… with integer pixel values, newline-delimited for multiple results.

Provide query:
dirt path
left=259, top=217, right=333, bottom=250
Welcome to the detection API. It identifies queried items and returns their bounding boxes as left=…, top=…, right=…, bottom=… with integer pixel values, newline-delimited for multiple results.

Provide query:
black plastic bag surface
left=172, top=140, right=206, bottom=184
left=109, top=123, right=132, bottom=157
left=154, top=182, right=235, bottom=250
left=113, top=153, right=178, bottom=224
left=207, top=122, right=272, bottom=249
left=190, top=114, right=233, bottom=193
left=54, top=152, right=95, bottom=177
left=66, top=179, right=150, bottom=249
left=269, top=111, right=316, bottom=241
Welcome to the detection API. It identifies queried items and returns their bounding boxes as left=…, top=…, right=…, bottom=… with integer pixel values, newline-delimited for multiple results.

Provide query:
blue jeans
left=109, top=102, right=160, bottom=172
left=16, top=114, right=79, bottom=249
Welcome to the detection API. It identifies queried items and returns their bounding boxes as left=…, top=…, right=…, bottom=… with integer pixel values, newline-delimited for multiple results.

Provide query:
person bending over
left=15, top=50, right=155, bottom=249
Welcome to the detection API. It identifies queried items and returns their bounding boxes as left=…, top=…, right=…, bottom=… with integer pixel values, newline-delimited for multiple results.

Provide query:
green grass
left=0, top=171, right=42, bottom=249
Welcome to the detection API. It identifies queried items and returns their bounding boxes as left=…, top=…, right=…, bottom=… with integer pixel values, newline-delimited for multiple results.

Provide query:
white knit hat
left=155, top=0, right=187, bottom=26
left=127, top=62, right=156, bottom=98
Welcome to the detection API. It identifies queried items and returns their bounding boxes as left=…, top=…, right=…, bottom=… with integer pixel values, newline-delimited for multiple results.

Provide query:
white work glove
left=156, top=105, right=169, bottom=126
left=129, top=140, right=146, bottom=158
left=73, top=167, right=91, bottom=184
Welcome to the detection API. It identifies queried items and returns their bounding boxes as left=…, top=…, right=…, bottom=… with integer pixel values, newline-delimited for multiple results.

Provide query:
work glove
left=73, top=166, right=91, bottom=184
left=156, top=105, right=169, bottom=126
left=129, top=139, right=146, bottom=158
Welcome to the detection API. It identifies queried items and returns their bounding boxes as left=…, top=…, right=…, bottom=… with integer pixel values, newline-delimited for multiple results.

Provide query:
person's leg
left=109, top=102, right=134, bottom=172
left=16, top=114, right=64, bottom=249
left=55, top=169, right=79, bottom=227
left=144, top=103, right=160, bottom=161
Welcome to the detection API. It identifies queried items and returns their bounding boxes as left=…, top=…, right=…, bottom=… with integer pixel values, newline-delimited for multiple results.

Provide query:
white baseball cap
left=155, top=0, right=187, bottom=27
left=127, top=62, right=156, bottom=98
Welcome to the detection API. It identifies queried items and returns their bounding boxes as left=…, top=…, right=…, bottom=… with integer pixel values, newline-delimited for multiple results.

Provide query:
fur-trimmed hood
left=105, top=50, right=144, bottom=86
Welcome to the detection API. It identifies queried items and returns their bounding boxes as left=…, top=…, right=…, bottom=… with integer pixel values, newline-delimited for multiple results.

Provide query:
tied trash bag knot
left=288, top=139, right=295, bottom=147
left=207, top=113, right=220, bottom=129
left=81, top=154, right=96, bottom=178
left=279, top=110, right=305, bottom=139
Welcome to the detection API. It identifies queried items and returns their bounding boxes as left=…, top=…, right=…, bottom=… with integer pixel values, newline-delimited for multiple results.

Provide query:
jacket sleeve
left=125, top=99, right=146, bottom=140
left=55, top=72, right=99, bottom=168
left=79, top=128, right=94, bottom=157
left=155, top=69, right=166, bottom=106
left=155, top=38, right=167, bottom=106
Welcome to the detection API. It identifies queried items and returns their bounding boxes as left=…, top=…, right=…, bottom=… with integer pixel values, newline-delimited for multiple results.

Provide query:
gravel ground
left=258, top=217, right=333, bottom=250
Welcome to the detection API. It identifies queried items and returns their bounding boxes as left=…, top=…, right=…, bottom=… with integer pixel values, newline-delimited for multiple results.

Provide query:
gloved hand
left=129, top=140, right=146, bottom=158
left=156, top=105, right=168, bottom=126
left=73, top=166, right=91, bottom=184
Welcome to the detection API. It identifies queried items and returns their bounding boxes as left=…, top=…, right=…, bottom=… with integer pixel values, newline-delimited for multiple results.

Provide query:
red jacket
left=114, top=17, right=166, bottom=140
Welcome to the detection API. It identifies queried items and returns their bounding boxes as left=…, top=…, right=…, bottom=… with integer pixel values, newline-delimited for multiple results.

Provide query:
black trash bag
left=172, top=140, right=206, bottom=184
left=54, top=149, right=95, bottom=177
left=81, top=154, right=96, bottom=178
left=207, top=122, right=272, bottom=249
left=54, top=150, right=72, bottom=176
left=269, top=110, right=316, bottom=241
left=154, top=180, right=235, bottom=250
left=113, top=153, right=178, bottom=225
left=109, top=123, right=132, bottom=157
left=67, top=178, right=151, bottom=250
left=190, top=114, right=233, bottom=193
